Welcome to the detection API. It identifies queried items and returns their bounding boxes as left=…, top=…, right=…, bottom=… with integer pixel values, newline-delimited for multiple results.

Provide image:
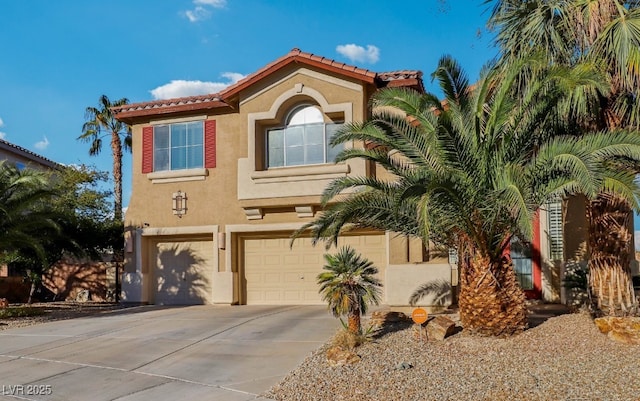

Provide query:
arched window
left=267, top=105, right=343, bottom=168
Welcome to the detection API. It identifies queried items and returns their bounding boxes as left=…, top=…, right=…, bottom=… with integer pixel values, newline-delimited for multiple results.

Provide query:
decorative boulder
left=426, top=316, right=456, bottom=341
left=326, top=346, right=361, bottom=366
left=370, top=310, right=409, bottom=328
left=594, top=317, right=640, bottom=345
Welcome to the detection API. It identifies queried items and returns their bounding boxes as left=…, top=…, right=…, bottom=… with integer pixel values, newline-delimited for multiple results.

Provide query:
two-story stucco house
left=113, top=49, right=602, bottom=307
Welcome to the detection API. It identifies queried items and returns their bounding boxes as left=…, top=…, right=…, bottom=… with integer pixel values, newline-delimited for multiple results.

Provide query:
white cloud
left=183, top=0, right=226, bottom=22
left=34, top=136, right=49, bottom=151
left=336, top=44, right=380, bottom=64
left=184, top=6, right=211, bottom=22
left=0, top=132, right=6, bottom=140
left=194, top=0, right=226, bottom=7
left=636, top=231, right=640, bottom=251
left=149, top=72, right=245, bottom=100
left=0, top=117, right=4, bottom=127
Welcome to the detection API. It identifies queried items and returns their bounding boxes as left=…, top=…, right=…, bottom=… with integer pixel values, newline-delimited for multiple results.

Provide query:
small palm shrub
left=317, top=246, right=382, bottom=335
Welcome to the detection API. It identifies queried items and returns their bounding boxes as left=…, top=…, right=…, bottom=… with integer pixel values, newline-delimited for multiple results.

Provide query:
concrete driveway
left=0, top=305, right=338, bottom=401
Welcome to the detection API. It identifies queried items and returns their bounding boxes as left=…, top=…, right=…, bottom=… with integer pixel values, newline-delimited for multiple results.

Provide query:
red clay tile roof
left=377, top=70, right=425, bottom=92
left=112, top=48, right=424, bottom=122
left=111, top=94, right=228, bottom=121
left=217, top=48, right=378, bottom=101
left=378, top=70, right=423, bottom=81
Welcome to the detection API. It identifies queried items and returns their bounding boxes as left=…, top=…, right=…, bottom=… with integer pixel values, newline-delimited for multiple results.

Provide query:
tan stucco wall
left=124, top=65, right=370, bottom=231
left=386, top=263, right=453, bottom=309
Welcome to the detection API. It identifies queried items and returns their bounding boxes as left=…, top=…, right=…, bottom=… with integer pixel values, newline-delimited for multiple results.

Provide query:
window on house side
left=153, top=121, right=204, bottom=171
left=511, top=237, right=533, bottom=290
left=546, top=200, right=564, bottom=261
left=266, top=105, right=344, bottom=168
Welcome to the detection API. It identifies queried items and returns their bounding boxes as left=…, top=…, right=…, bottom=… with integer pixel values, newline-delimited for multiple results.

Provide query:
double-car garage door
left=148, top=233, right=386, bottom=305
left=243, top=234, right=386, bottom=304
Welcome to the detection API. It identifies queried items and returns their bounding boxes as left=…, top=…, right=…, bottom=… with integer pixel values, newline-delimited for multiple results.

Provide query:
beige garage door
left=153, top=239, right=214, bottom=305
left=243, top=234, right=386, bottom=305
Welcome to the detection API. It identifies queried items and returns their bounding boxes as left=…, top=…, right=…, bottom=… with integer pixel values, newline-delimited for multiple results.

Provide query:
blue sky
left=0, top=0, right=494, bottom=209
left=4, top=0, right=636, bottom=240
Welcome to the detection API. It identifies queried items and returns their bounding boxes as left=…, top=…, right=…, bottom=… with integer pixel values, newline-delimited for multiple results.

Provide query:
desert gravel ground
left=265, top=311, right=640, bottom=401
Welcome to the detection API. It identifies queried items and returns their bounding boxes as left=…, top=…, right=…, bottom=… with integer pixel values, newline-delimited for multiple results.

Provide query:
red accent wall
left=204, top=120, right=216, bottom=168
left=142, top=126, right=154, bottom=173
left=527, top=210, right=543, bottom=299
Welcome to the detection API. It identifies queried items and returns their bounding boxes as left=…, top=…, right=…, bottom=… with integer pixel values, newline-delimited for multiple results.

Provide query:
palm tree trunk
left=587, top=193, right=637, bottom=316
left=111, top=131, right=123, bottom=221
left=28, top=281, right=36, bottom=304
left=348, top=306, right=361, bottom=335
left=458, top=252, right=528, bottom=336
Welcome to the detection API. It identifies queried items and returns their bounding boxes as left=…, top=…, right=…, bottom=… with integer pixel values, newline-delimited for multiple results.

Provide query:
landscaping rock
left=326, top=346, right=360, bottom=367
left=0, top=299, right=8, bottom=308
left=426, top=315, right=456, bottom=341
left=594, top=317, right=640, bottom=345
left=370, top=310, right=409, bottom=328
left=395, top=362, right=413, bottom=370
left=75, top=290, right=90, bottom=302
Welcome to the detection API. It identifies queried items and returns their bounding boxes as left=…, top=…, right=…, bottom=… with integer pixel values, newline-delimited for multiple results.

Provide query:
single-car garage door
left=152, top=238, right=215, bottom=305
left=243, top=234, right=386, bottom=304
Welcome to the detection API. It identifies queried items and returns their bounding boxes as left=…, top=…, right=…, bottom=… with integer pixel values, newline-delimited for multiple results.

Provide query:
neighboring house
left=0, top=139, right=58, bottom=172
left=113, top=48, right=611, bottom=308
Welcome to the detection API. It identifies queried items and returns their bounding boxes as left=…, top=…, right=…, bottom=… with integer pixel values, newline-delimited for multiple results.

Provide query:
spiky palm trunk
left=111, top=131, right=123, bottom=222
left=588, top=194, right=637, bottom=316
left=347, top=306, right=361, bottom=335
left=458, top=252, right=528, bottom=336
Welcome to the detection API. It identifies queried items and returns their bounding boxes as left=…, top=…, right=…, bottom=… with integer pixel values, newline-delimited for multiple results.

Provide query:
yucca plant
left=317, top=246, right=382, bottom=335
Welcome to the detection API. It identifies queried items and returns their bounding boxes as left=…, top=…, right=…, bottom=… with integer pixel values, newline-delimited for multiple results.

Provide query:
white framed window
left=266, top=105, right=343, bottom=168
left=153, top=121, right=204, bottom=171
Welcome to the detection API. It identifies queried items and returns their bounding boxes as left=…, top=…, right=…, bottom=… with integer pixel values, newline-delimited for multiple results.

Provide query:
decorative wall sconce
left=172, top=190, right=187, bottom=217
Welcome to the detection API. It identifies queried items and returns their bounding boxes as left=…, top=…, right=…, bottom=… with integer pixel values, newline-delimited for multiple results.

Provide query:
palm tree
left=317, top=246, right=382, bottom=334
left=0, top=162, right=62, bottom=302
left=78, top=95, right=131, bottom=221
left=486, top=0, right=640, bottom=315
left=301, top=56, right=640, bottom=336
left=0, top=162, right=58, bottom=259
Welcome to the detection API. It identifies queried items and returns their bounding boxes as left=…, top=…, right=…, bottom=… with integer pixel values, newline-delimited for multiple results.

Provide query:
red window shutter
left=142, top=126, right=154, bottom=173
left=204, top=120, right=216, bottom=168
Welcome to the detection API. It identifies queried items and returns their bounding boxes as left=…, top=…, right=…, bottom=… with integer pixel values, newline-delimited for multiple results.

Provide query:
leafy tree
left=301, top=56, right=640, bottom=336
left=486, top=0, right=640, bottom=316
left=78, top=95, right=131, bottom=222
left=6, top=164, right=122, bottom=303
left=317, top=246, right=382, bottom=335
